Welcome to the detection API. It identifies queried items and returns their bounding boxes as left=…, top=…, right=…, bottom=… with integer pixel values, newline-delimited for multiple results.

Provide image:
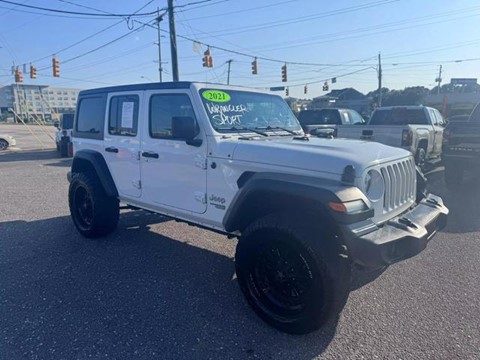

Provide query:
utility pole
left=167, top=0, right=179, bottom=82
left=156, top=8, right=163, bottom=82
left=436, top=65, right=443, bottom=94
left=226, top=60, right=233, bottom=85
left=378, top=52, right=382, bottom=107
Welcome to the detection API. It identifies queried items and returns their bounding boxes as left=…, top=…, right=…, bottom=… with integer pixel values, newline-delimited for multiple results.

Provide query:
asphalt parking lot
left=1, top=148, right=479, bottom=359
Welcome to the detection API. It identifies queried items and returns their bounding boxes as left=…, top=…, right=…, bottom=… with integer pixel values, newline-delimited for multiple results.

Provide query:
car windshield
left=199, top=89, right=302, bottom=133
left=298, top=109, right=342, bottom=125
left=369, top=108, right=429, bottom=125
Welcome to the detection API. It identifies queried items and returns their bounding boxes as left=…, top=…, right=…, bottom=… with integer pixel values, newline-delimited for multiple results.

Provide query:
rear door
left=429, top=108, right=444, bottom=156
left=103, top=92, right=143, bottom=198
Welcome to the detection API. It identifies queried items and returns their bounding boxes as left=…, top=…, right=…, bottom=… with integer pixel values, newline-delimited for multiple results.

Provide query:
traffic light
left=30, top=65, right=37, bottom=79
left=251, top=58, right=258, bottom=75
left=285, top=87, right=289, bottom=96
left=304, top=85, right=308, bottom=94
left=322, top=81, right=329, bottom=91
left=14, top=68, right=23, bottom=83
left=52, top=57, right=60, bottom=77
left=202, top=48, right=213, bottom=68
left=281, top=64, right=287, bottom=82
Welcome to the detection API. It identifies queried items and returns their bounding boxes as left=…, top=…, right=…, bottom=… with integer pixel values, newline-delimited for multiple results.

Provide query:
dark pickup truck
left=297, top=108, right=364, bottom=136
left=442, top=104, right=480, bottom=188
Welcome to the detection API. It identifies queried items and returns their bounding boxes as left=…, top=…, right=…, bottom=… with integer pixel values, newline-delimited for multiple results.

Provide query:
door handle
left=142, top=151, right=159, bottom=159
left=105, top=146, right=118, bottom=153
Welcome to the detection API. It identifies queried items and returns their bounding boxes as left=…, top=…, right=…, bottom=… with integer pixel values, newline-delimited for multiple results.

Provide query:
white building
left=0, top=84, right=82, bottom=120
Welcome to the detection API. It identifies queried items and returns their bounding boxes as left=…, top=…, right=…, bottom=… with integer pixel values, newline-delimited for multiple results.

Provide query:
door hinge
left=137, top=151, right=141, bottom=161
left=132, top=180, right=142, bottom=189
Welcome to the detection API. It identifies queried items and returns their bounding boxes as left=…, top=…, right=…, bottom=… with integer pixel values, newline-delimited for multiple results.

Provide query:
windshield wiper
left=226, top=126, right=269, bottom=137
left=255, top=126, right=301, bottom=135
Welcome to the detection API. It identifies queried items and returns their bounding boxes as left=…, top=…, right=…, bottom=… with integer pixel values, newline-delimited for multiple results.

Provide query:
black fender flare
left=71, top=149, right=118, bottom=198
left=222, top=172, right=372, bottom=233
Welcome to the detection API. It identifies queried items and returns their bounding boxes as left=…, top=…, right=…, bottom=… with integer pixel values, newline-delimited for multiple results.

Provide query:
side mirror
left=53, top=121, right=60, bottom=128
left=171, top=116, right=202, bottom=146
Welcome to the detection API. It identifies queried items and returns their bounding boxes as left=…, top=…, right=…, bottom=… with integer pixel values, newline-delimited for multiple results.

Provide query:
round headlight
left=363, top=169, right=384, bottom=202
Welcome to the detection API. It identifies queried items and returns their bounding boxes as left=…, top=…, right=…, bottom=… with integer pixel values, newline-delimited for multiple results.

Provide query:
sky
left=0, top=0, right=479, bottom=99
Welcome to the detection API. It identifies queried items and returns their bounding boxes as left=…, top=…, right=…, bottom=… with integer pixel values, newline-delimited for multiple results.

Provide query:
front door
left=103, top=92, right=142, bottom=198
left=141, top=91, right=207, bottom=214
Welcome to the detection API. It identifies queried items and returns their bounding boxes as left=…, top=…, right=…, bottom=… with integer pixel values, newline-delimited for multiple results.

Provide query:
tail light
left=401, top=129, right=413, bottom=146
left=333, top=128, right=338, bottom=138
left=304, top=129, right=310, bottom=135
left=443, top=129, right=450, bottom=145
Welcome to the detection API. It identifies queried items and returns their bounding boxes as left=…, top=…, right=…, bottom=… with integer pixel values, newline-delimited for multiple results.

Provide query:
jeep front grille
left=380, top=158, right=416, bottom=212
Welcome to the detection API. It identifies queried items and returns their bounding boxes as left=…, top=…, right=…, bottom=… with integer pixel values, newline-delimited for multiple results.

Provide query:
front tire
left=415, top=148, right=426, bottom=172
left=235, top=213, right=350, bottom=334
left=0, top=139, right=8, bottom=151
left=69, top=172, right=119, bottom=238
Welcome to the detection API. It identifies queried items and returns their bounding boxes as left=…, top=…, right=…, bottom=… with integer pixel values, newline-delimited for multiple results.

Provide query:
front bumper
left=344, top=194, right=448, bottom=269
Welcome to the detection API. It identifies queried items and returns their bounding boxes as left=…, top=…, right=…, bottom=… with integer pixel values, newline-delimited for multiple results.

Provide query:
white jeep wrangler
left=68, top=82, right=448, bottom=334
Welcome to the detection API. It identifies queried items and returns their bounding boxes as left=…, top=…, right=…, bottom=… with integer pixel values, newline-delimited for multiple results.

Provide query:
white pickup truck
left=337, top=106, right=445, bottom=170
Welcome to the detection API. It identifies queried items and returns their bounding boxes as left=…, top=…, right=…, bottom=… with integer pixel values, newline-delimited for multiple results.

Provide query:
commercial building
left=0, top=84, right=81, bottom=121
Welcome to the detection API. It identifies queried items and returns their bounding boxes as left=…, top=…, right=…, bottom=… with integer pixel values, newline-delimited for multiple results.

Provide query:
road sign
left=450, top=78, right=477, bottom=85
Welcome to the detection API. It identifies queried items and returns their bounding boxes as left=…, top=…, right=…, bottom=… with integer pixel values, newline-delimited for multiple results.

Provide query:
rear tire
left=69, top=172, right=119, bottom=238
left=444, top=162, right=464, bottom=190
left=235, top=213, right=350, bottom=334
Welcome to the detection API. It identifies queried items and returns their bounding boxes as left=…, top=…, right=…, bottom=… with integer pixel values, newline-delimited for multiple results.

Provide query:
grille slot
left=382, top=158, right=416, bottom=212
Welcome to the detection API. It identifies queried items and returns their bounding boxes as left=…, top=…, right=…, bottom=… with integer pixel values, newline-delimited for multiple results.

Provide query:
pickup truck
left=67, top=82, right=448, bottom=334
left=298, top=108, right=365, bottom=136
left=337, top=106, right=445, bottom=170
left=442, top=104, right=480, bottom=189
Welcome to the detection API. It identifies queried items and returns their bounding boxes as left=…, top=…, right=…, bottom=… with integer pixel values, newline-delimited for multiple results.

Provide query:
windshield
left=61, top=114, right=74, bottom=129
left=199, top=89, right=301, bottom=133
left=369, top=108, right=428, bottom=125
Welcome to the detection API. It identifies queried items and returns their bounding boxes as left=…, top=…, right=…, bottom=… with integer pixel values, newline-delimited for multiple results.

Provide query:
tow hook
left=398, top=217, right=418, bottom=229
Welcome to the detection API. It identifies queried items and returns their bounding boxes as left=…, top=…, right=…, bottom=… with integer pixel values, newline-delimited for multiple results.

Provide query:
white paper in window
left=121, top=102, right=134, bottom=128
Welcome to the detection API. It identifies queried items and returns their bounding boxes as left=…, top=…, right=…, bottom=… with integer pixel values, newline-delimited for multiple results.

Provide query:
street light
left=140, top=76, right=154, bottom=82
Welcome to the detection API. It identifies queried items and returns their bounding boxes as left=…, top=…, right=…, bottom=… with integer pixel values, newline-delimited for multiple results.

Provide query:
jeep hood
left=231, top=137, right=411, bottom=176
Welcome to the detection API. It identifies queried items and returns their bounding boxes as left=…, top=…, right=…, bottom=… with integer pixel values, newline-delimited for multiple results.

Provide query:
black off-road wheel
left=444, top=162, right=464, bottom=190
left=235, top=213, right=351, bottom=334
left=415, top=148, right=426, bottom=172
left=69, top=172, right=119, bottom=238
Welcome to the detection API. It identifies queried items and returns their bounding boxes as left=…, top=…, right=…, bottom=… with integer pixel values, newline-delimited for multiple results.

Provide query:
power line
left=0, top=0, right=161, bottom=17
left=175, top=0, right=231, bottom=10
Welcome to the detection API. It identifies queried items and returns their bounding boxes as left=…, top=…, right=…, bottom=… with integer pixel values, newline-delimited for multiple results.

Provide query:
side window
left=149, top=94, right=197, bottom=139
left=108, top=95, right=139, bottom=136
left=434, top=109, right=445, bottom=126
left=348, top=110, right=364, bottom=124
left=429, top=109, right=439, bottom=125
left=75, top=96, right=106, bottom=139
left=341, top=111, right=351, bottom=124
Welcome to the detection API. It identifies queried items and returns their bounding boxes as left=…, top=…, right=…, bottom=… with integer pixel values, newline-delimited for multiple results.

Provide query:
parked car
left=298, top=108, right=365, bottom=136
left=67, top=82, right=448, bottom=334
left=0, top=134, right=16, bottom=151
left=337, top=106, right=446, bottom=170
left=442, top=104, right=480, bottom=189
left=55, top=113, right=74, bottom=157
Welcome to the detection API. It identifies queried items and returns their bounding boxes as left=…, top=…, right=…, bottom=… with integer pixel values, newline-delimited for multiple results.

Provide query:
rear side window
left=298, top=109, right=341, bottom=125
left=369, top=109, right=428, bottom=125
left=75, top=96, right=106, bottom=139
left=347, top=110, right=364, bottom=124
left=149, top=94, right=197, bottom=138
left=108, top=95, right=139, bottom=136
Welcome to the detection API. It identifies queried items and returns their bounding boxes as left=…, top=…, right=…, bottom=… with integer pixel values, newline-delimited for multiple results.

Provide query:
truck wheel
left=444, top=163, right=464, bottom=189
left=69, top=172, right=119, bottom=238
left=235, top=213, right=350, bottom=334
left=0, top=139, right=8, bottom=151
left=415, top=148, right=426, bottom=172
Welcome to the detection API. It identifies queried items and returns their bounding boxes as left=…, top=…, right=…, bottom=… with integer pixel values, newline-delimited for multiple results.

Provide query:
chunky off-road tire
left=444, top=162, right=464, bottom=190
left=415, top=147, right=426, bottom=172
left=235, top=213, right=351, bottom=334
left=0, top=139, right=8, bottom=151
left=69, top=172, right=119, bottom=238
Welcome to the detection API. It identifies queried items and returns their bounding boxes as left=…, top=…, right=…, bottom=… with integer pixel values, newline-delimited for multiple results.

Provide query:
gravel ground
left=0, top=150, right=479, bottom=360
